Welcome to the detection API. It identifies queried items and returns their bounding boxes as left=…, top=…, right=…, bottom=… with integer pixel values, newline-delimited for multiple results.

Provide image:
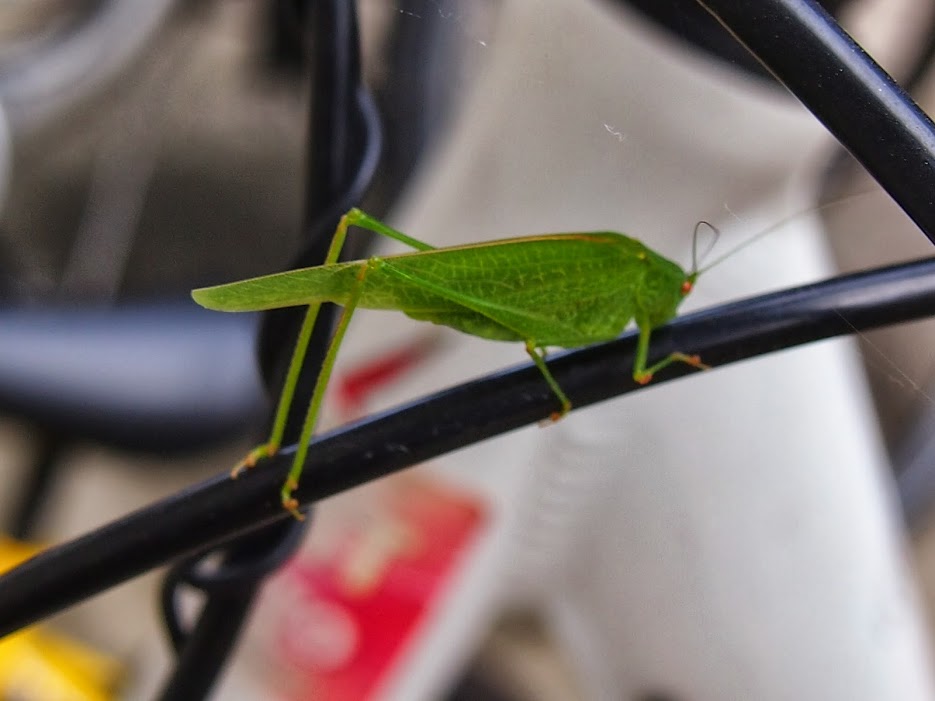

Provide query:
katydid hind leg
left=525, top=341, right=572, bottom=421
left=280, top=260, right=373, bottom=518
left=232, top=212, right=358, bottom=478
left=345, top=208, right=436, bottom=252
left=632, top=323, right=709, bottom=385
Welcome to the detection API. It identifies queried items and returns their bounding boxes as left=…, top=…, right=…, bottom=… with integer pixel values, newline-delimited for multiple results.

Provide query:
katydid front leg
left=632, top=323, right=709, bottom=385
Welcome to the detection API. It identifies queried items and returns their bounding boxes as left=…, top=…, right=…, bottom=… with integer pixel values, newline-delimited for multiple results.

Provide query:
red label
left=261, top=476, right=485, bottom=700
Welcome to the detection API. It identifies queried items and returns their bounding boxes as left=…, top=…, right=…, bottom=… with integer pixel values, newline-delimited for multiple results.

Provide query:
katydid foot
left=230, top=445, right=305, bottom=519
left=230, top=442, right=278, bottom=478
left=281, top=479, right=305, bottom=520
left=538, top=405, right=571, bottom=427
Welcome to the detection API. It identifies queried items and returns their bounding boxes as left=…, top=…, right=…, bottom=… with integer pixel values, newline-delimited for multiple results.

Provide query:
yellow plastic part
left=0, top=536, right=124, bottom=700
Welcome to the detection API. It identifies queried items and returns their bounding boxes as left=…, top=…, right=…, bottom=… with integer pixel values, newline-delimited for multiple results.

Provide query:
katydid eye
left=680, top=279, right=693, bottom=295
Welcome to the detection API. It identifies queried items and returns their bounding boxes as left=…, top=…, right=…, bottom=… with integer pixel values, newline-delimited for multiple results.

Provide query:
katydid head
left=637, top=250, right=697, bottom=329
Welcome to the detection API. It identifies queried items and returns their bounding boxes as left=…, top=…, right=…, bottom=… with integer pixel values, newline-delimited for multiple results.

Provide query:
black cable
left=821, top=3, right=935, bottom=199
left=696, top=0, right=935, bottom=244
left=622, top=0, right=854, bottom=81
left=2, top=255, right=935, bottom=636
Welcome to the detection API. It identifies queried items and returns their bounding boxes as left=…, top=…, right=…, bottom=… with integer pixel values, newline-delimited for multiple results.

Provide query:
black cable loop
left=175, top=511, right=310, bottom=594
left=292, top=87, right=384, bottom=270
left=159, top=510, right=310, bottom=654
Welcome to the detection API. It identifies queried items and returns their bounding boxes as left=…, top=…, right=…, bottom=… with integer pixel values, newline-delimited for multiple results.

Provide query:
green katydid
left=191, top=208, right=709, bottom=518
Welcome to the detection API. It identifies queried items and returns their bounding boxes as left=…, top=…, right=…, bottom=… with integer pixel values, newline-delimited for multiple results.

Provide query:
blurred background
left=3, top=1, right=935, bottom=699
